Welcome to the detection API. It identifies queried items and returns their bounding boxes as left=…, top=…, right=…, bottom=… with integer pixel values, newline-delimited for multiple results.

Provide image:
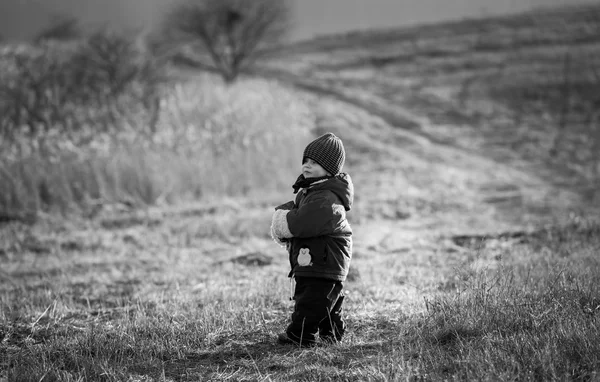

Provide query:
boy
left=270, top=132, right=354, bottom=346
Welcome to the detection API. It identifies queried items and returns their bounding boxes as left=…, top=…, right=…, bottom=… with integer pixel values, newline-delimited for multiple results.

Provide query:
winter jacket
left=271, top=173, right=353, bottom=282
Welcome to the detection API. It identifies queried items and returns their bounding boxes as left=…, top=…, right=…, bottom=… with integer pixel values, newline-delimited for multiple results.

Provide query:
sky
left=0, top=0, right=598, bottom=42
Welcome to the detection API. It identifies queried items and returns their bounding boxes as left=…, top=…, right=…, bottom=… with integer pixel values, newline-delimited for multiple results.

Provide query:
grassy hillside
left=2, top=3, right=600, bottom=381
left=0, top=40, right=313, bottom=216
left=263, top=2, right=600, bottom=202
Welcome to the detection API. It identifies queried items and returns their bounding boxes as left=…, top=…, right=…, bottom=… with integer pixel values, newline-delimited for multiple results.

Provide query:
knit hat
left=303, top=133, right=346, bottom=176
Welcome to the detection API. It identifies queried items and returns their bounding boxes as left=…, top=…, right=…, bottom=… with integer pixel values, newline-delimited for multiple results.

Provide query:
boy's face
left=302, top=158, right=330, bottom=178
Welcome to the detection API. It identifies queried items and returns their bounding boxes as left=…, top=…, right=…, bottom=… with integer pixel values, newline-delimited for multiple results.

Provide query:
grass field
left=2, top=3, right=600, bottom=381
left=2, top=205, right=599, bottom=380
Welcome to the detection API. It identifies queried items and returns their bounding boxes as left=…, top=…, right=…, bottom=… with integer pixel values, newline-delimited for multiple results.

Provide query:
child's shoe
left=277, top=332, right=314, bottom=347
left=277, top=332, right=298, bottom=345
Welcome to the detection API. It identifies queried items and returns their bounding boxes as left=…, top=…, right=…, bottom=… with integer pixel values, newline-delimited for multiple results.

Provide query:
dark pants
left=286, top=277, right=346, bottom=345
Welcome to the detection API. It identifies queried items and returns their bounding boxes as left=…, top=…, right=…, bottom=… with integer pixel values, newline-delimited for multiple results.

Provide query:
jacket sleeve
left=275, top=200, right=295, bottom=211
left=285, top=191, right=340, bottom=238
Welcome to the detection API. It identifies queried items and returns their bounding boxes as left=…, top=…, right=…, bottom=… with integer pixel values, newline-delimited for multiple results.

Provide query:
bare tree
left=34, top=16, right=82, bottom=43
left=163, top=0, right=291, bottom=83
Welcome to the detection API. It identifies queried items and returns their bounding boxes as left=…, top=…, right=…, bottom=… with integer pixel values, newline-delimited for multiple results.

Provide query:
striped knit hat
left=303, top=133, right=346, bottom=176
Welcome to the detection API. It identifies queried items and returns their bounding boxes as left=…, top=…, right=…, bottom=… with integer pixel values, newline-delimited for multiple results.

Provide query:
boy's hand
left=272, top=235, right=288, bottom=247
left=274, top=237, right=291, bottom=251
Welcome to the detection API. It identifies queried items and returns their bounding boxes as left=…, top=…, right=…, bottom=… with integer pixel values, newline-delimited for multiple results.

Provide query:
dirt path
left=253, top=68, right=587, bottom=253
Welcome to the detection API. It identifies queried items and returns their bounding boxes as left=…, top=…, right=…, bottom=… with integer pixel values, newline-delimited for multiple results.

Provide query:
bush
left=0, top=32, right=164, bottom=155
left=0, top=40, right=313, bottom=214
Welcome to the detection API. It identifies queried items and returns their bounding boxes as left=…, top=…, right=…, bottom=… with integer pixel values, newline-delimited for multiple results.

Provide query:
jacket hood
left=311, top=173, right=354, bottom=211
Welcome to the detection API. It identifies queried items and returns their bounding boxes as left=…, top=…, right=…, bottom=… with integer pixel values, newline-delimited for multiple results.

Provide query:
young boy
left=270, top=132, right=354, bottom=346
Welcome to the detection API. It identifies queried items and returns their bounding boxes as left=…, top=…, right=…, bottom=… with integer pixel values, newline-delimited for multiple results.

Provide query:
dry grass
left=265, top=2, right=600, bottom=193
left=1, top=213, right=599, bottom=381
left=0, top=72, right=313, bottom=215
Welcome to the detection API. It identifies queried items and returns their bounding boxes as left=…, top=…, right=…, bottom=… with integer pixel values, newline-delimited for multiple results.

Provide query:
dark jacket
left=279, top=173, right=353, bottom=282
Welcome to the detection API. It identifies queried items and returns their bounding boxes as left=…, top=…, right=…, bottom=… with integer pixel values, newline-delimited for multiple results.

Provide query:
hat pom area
left=302, top=133, right=346, bottom=176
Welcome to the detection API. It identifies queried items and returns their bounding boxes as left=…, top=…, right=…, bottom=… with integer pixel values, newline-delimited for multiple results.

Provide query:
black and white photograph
left=1, top=0, right=599, bottom=380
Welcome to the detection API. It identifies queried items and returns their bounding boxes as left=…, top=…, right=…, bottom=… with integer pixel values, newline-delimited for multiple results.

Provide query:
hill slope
left=257, top=2, right=600, bottom=242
